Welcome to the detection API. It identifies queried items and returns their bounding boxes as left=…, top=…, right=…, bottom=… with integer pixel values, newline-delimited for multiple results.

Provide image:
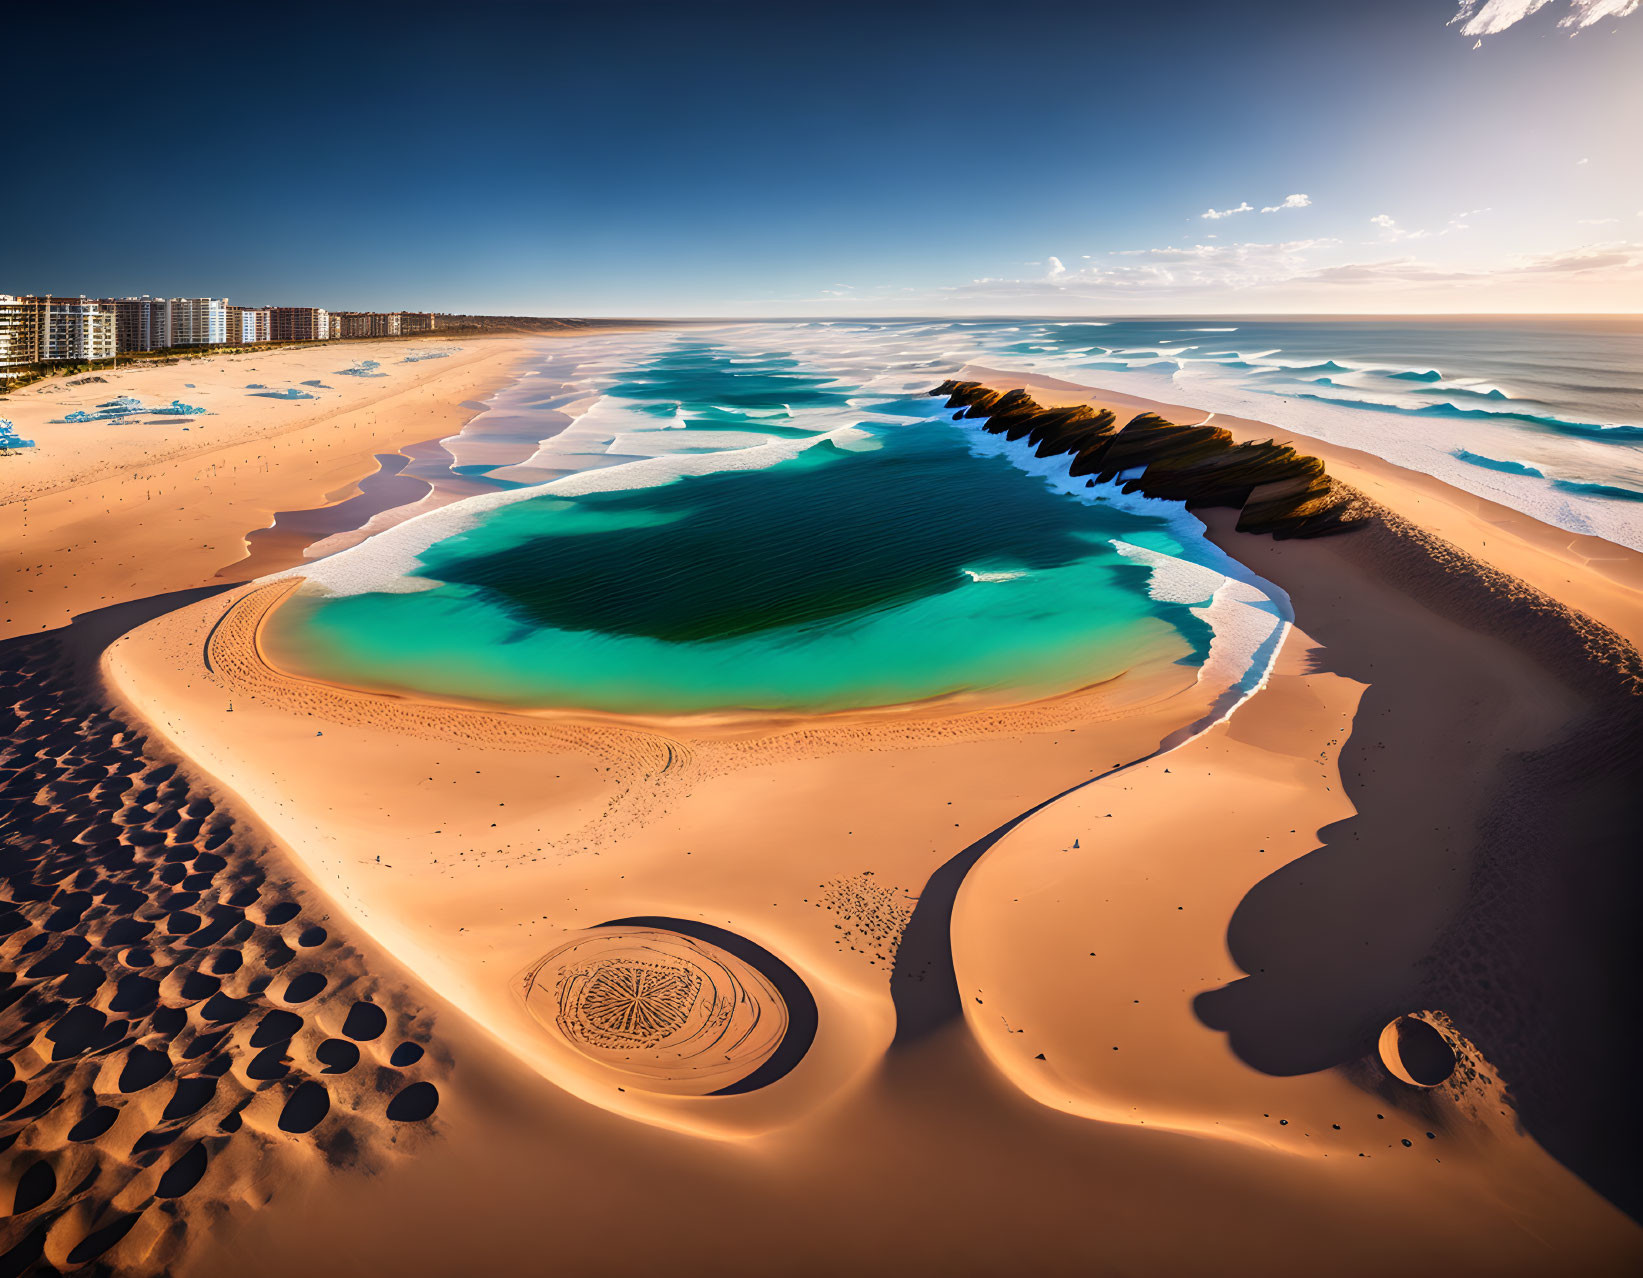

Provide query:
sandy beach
left=0, top=337, right=536, bottom=639
left=3, top=337, right=1640, bottom=1274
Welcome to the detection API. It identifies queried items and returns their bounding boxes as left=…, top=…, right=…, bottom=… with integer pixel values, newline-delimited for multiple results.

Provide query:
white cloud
left=1368, top=209, right=1486, bottom=242
left=889, top=234, right=1643, bottom=313
left=1451, top=0, right=1641, bottom=37
left=1265, top=241, right=1642, bottom=287
left=992, top=238, right=1343, bottom=297
left=1370, top=214, right=1426, bottom=242
left=1261, top=193, right=1312, bottom=213
left=1509, top=242, right=1643, bottom=274
left=1294, top=258, right=1479, bottom=286
left=1577, top=157, right=1591, bottom=166
left=1203, top=194, right=1311, bottom=220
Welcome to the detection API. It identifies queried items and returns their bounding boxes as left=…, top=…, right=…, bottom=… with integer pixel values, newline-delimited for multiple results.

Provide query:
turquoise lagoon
left=266, top=339, right=1230, bottom=716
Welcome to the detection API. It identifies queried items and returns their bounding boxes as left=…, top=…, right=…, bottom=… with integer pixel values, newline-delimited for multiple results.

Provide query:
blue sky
left=5, top=0, right=1639, bottom=315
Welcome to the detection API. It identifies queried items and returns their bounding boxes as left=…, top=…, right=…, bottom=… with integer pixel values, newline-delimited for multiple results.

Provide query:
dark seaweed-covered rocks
left=930, top=379, right=1365, bottom=539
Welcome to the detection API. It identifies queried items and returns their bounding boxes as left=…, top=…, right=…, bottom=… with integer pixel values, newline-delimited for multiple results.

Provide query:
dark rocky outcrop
left=931, top=379, right=1366, bottom=539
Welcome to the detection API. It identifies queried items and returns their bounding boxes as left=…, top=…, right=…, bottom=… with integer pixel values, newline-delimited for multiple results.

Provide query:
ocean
left=263, top=316, right=1640, bottom=715
left=784, top=315, right=1643, bottom=548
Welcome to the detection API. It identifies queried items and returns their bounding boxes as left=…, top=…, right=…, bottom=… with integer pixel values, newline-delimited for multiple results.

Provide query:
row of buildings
left=0, top=295, right=439, bottom=384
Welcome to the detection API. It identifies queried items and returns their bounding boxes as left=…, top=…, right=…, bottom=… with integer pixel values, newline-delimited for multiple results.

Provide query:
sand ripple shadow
left=0, top=593, right=448, bottom=1275
left=515, top=918, right=816, bottom=1097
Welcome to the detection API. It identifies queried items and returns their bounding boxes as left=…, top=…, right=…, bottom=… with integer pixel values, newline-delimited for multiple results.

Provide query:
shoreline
left=224, top=448, right=433, bottom=581
left=961, top=364, right=1643, bottom=646
left=0, top=332, right=645, bottom=640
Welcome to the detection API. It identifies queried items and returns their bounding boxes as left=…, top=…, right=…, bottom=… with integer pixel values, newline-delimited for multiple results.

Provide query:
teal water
left=269, top=340, right=1219, bottom=715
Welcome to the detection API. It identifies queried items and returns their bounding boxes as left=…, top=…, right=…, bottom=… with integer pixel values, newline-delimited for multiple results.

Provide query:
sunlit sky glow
left=5, top=0, right=1639, bottom=316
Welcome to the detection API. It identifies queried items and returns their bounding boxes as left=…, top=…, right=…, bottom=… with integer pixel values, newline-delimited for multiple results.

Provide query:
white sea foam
left=605, top=430, right=776, bottom=455
left=281, top=419, right=871, bottom=598
left=907, top=327, right=1642, bottom=552
left=1109, top=542, right=1222, bottom=605
left=1440, top=380, right=1515, bottom=400
left=950, top=410, right=1293, bottom=717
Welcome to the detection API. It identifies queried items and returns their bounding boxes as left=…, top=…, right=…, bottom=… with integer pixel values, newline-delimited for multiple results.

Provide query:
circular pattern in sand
left=520, top=928, right=788, bottom=1095
left=1377, top=1014, right=1457, bottom=1088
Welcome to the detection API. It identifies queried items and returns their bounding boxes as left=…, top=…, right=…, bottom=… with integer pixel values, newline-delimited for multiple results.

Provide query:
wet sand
left=0, top=337, right=535, bottom=639
left=222, top=450, right=433, bottom=581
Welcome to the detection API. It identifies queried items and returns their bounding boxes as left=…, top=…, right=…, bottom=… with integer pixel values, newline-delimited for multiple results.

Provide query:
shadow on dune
left=887, top=663, right=1284, bottom=1049
left=889, top=539, right=1292, bottom=1049
left=47, top=583, right=248, bottom=675
left=1191, top=516, right=1643, bottom=1221
left=888, top=814, right=1042, bottom=1047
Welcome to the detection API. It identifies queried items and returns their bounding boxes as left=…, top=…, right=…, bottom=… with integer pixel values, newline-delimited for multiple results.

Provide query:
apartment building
left=106, top=296, right=172, bottom=353
left=0, top=295, right=116, bottom=378
left=3, top=294, right=434, bottom=378
left=267, top=306, right=332, bottom=343
left=328, top=311, right=368, bottom=340
left=171, top=297, right=228, bottom=347
left=240, top=307, right=271, bottom=343
left=43, top=297, right=116, bottom=362
left=28, top=297, right=116, bottom=363
left=0, top=295, right=39, bottom=384
left=332, top=311, right=428, bottom=339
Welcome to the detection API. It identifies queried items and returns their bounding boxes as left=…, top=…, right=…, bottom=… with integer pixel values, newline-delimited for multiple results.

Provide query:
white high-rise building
left=170, top=297, right=228, bottom=347
left=0, top=296, right=116, bottom=378
left=39, top=297, right=116, bottom=362
left=241, top=307, right=271, bottom=343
